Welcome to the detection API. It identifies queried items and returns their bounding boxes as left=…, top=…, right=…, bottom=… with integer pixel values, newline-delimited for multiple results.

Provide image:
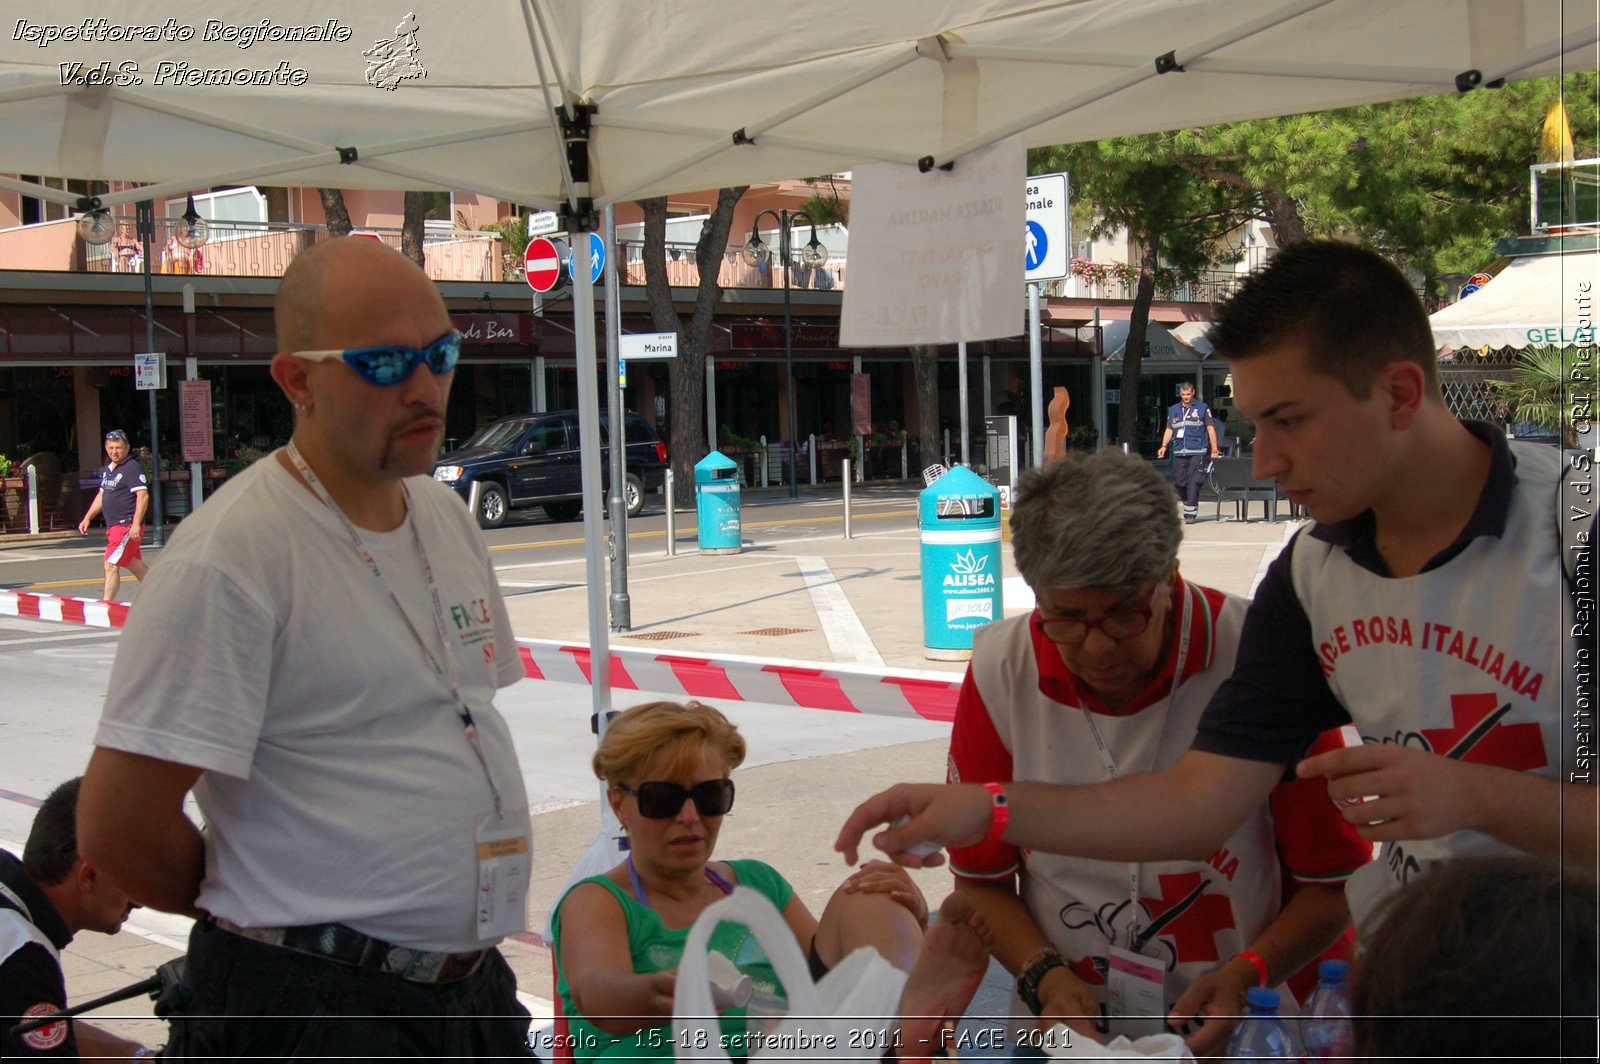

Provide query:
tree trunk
left=1262, top=188, right=1308, bottom=247
left=401, top=191, right=426, bottom=268
left=1116, top=236, right=1162, bottom=451
left=641, top=188, right=747, bottom=492
left=911, top=344, right=941, bottom=470
left=317, top=189, right=352, bottom=236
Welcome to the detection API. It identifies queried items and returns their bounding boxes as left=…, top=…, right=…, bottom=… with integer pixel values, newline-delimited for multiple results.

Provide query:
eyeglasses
left=622, top=778, right=736, bottom=820
left=104, top=430, right=128, bottom=442
left=292, top=331, right=461, bottom=386
left=1032, top=597, right=1156, bottom=645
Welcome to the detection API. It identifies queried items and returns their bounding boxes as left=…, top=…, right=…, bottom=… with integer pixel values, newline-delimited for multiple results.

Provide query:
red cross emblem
left=1421, top=692, right=1548, bottom=770
left=1140, top=872, right=1236, bottom=964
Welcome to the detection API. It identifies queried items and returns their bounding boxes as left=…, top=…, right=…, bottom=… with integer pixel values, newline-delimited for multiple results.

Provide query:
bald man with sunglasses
left=78, top=238, right=535, bottom=1059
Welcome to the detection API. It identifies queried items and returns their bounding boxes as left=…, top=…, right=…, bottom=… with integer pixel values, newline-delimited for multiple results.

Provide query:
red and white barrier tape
left=0, top=590, right=961, bottom=723
left=0, top=590, right=128, bottom=629
left=516, top=639, right=960, bottom=723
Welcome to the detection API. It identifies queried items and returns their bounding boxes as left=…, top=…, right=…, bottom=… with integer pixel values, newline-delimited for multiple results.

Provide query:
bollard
left=842, top=459, right=853, bottom=539
left=758, top=436, right=768, bottom=488
left=26, top=463, right=39, bottom=535
left=809, top=434, right=818, bottom=486
left=664, top=469, right=676, bottom=557
left=901, top=441, right=908, bottom=480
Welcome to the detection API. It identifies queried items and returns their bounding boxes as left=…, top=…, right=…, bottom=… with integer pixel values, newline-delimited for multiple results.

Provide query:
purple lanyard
left=626, top=854, right=734, bottom=908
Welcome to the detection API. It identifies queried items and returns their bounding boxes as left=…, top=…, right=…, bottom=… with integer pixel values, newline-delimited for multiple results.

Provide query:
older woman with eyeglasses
left=942, top=448, right=1373, bottom=1055
left=552, top=699, right=963, bottom=1064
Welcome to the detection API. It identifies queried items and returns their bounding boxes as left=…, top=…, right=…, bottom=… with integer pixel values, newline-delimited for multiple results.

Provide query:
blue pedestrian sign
left=1025, top=221, right=1049, bottom=272
left=1024, top=173, right=1070, bottom=282
left=564, top=232, right=606, bottom=283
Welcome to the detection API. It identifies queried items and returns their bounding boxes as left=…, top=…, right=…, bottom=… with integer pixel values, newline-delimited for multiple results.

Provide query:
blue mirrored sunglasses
left=293, top=331, right=461, bottom=386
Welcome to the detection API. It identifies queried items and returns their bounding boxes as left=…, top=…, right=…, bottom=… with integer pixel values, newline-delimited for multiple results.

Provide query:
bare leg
left=126, top=558, right=149, bottom=583
left=814, top=882, right=925, bottom=972
left=102, top=562, right=120, bottom=602
left=896, top=894, right=992, bottom=1060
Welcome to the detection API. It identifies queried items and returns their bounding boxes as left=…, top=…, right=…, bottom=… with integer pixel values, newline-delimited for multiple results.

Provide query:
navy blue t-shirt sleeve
left=1193, top=537, right=1352, bottom=764
left=1, top=943, right=77, bottom=1057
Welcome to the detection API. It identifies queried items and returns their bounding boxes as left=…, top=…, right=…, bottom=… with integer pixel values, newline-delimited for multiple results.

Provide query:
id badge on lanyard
left=1081, top=583, right=1195, bottom=1034
left=476, top=808, right=533, bottom=940
left=1106, top=943, right=1167, bottom=1036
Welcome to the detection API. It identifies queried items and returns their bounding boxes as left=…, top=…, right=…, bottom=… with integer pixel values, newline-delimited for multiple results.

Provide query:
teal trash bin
left=695, top=450, right=742, bottom=554
left=919, top=466, right=1002, bottom=660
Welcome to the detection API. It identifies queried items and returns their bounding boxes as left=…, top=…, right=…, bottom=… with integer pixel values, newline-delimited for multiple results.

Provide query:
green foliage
left=801, top=186, right=849, bottom=227
left=0, top=454, right=11, bottom=477
left=480, top=214, right=533, bottom=281
left=717, top=424, right=760, bottom=451
left=1486, top=346, right=1584, bottom=447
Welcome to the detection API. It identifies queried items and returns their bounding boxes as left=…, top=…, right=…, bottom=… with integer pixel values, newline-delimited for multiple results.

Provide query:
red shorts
left=105, top=523, right=143, bottom=567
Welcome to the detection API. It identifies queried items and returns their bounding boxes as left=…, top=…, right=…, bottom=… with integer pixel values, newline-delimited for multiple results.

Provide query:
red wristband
left=1233, top=949, right=1269, bottom=988
left=982, top=782, right=1010, bottom=844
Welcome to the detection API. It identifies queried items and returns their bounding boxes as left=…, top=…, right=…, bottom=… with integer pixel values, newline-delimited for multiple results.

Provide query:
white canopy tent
left=1430, top=250, right=1600, bottom=350
left=1, top=0, right=1593, bottom=742
left=0, top=1, right=1592, bottom=218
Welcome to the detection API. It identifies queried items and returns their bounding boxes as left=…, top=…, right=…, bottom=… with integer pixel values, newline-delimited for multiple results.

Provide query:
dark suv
left=432, top=410, right=667, bottom=528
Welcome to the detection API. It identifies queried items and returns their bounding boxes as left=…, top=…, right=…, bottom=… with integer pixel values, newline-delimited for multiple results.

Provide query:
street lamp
left=79, top=194, right=211, bottom=546
left=741, top=210, right=827, bottom=499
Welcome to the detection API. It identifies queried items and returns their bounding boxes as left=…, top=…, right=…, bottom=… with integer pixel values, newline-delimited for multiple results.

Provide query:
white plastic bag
left=1047, top=1030, right=1194, bottom=1060
left=674, top=887, right=907, bottom=1062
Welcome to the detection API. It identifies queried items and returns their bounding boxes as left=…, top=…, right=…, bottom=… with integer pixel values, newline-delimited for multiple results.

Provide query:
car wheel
left=476, top=482, right=508, bottom=529
left=623, top=473, right=644, bottom=518
left=544, top=499, right=581, bottom=522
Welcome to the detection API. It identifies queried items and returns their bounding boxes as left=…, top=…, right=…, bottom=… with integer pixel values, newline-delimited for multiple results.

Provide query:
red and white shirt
left=947, top=576, right=1371, bottom=1034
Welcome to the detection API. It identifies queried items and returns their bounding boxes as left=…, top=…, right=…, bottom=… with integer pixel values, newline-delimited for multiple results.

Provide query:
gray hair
left=1010, top=449, right=1182, bottom=595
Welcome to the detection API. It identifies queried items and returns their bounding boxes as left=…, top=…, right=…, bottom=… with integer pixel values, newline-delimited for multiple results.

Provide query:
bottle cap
left=1245, top=986, right=1281, bottom=1012
left=1318, top=959, right=1349, bottom=985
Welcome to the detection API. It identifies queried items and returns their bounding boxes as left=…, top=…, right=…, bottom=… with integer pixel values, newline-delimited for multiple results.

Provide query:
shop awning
left=1430, top=251, right=1600, bottom=350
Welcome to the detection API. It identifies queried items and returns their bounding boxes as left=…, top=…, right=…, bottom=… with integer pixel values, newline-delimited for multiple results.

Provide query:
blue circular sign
left=563, top=232, right=606, bottom=283
left=1025, top=220, right=1049, bottom=271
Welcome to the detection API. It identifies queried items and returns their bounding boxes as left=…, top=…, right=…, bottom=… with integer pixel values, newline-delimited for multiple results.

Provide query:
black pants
left=164, top=918, right=533, bottom=1061
left=1172, top=453, right=1208, bottom=513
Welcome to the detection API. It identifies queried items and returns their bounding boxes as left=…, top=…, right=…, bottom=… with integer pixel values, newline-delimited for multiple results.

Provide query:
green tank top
left=551, top=859, right=796, bottom=1064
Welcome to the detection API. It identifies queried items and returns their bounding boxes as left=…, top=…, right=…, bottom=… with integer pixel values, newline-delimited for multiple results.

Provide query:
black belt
left=211, top=917, right=489, bottom=984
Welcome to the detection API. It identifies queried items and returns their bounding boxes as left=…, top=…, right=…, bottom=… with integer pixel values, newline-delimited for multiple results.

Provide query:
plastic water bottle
left=1225, top=986, right=1305, bottom=1059
left=1301, top=959, right=1355, bottom=1059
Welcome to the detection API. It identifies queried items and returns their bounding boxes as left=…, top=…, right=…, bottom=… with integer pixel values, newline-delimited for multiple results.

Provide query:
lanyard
left=1079, top=580, right=1196, bottom=949
left=285, top=442, right=504, bottom=818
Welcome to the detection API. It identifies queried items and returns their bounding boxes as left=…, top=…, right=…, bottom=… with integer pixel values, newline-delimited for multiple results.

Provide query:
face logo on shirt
left=20, top=1002, right=68, bottom=1050
left=449, top=598, right=493, bottom=631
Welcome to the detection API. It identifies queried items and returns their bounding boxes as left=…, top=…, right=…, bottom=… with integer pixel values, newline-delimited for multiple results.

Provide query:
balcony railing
left=616, top=241, right=848, bottom=291
left=3, top=218, right=1245, bottom=304
left=66, top=216, right=505, bottom=283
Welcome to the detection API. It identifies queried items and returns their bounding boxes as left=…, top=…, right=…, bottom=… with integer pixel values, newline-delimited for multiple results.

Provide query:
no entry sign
left=524, top=236, right=563, bottom=293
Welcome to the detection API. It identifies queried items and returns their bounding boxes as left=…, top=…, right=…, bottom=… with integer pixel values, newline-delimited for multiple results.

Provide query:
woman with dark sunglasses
left=552, top=700, right=954, bottom=1063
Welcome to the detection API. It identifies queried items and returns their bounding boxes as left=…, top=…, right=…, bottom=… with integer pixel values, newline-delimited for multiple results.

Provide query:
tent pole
left=572, top=226, right=613, bottom=732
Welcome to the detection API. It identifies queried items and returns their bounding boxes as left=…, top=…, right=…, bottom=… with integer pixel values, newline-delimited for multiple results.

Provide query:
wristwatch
left=1016, top=945, right=1067, bottom=1016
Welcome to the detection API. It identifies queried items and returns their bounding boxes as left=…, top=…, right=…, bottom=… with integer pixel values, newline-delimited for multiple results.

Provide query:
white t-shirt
left=95, top=453, right=529, bottom=953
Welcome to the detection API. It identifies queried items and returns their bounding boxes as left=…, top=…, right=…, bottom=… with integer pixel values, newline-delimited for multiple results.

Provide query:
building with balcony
left=0, top=173, right=1229, bottom=531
